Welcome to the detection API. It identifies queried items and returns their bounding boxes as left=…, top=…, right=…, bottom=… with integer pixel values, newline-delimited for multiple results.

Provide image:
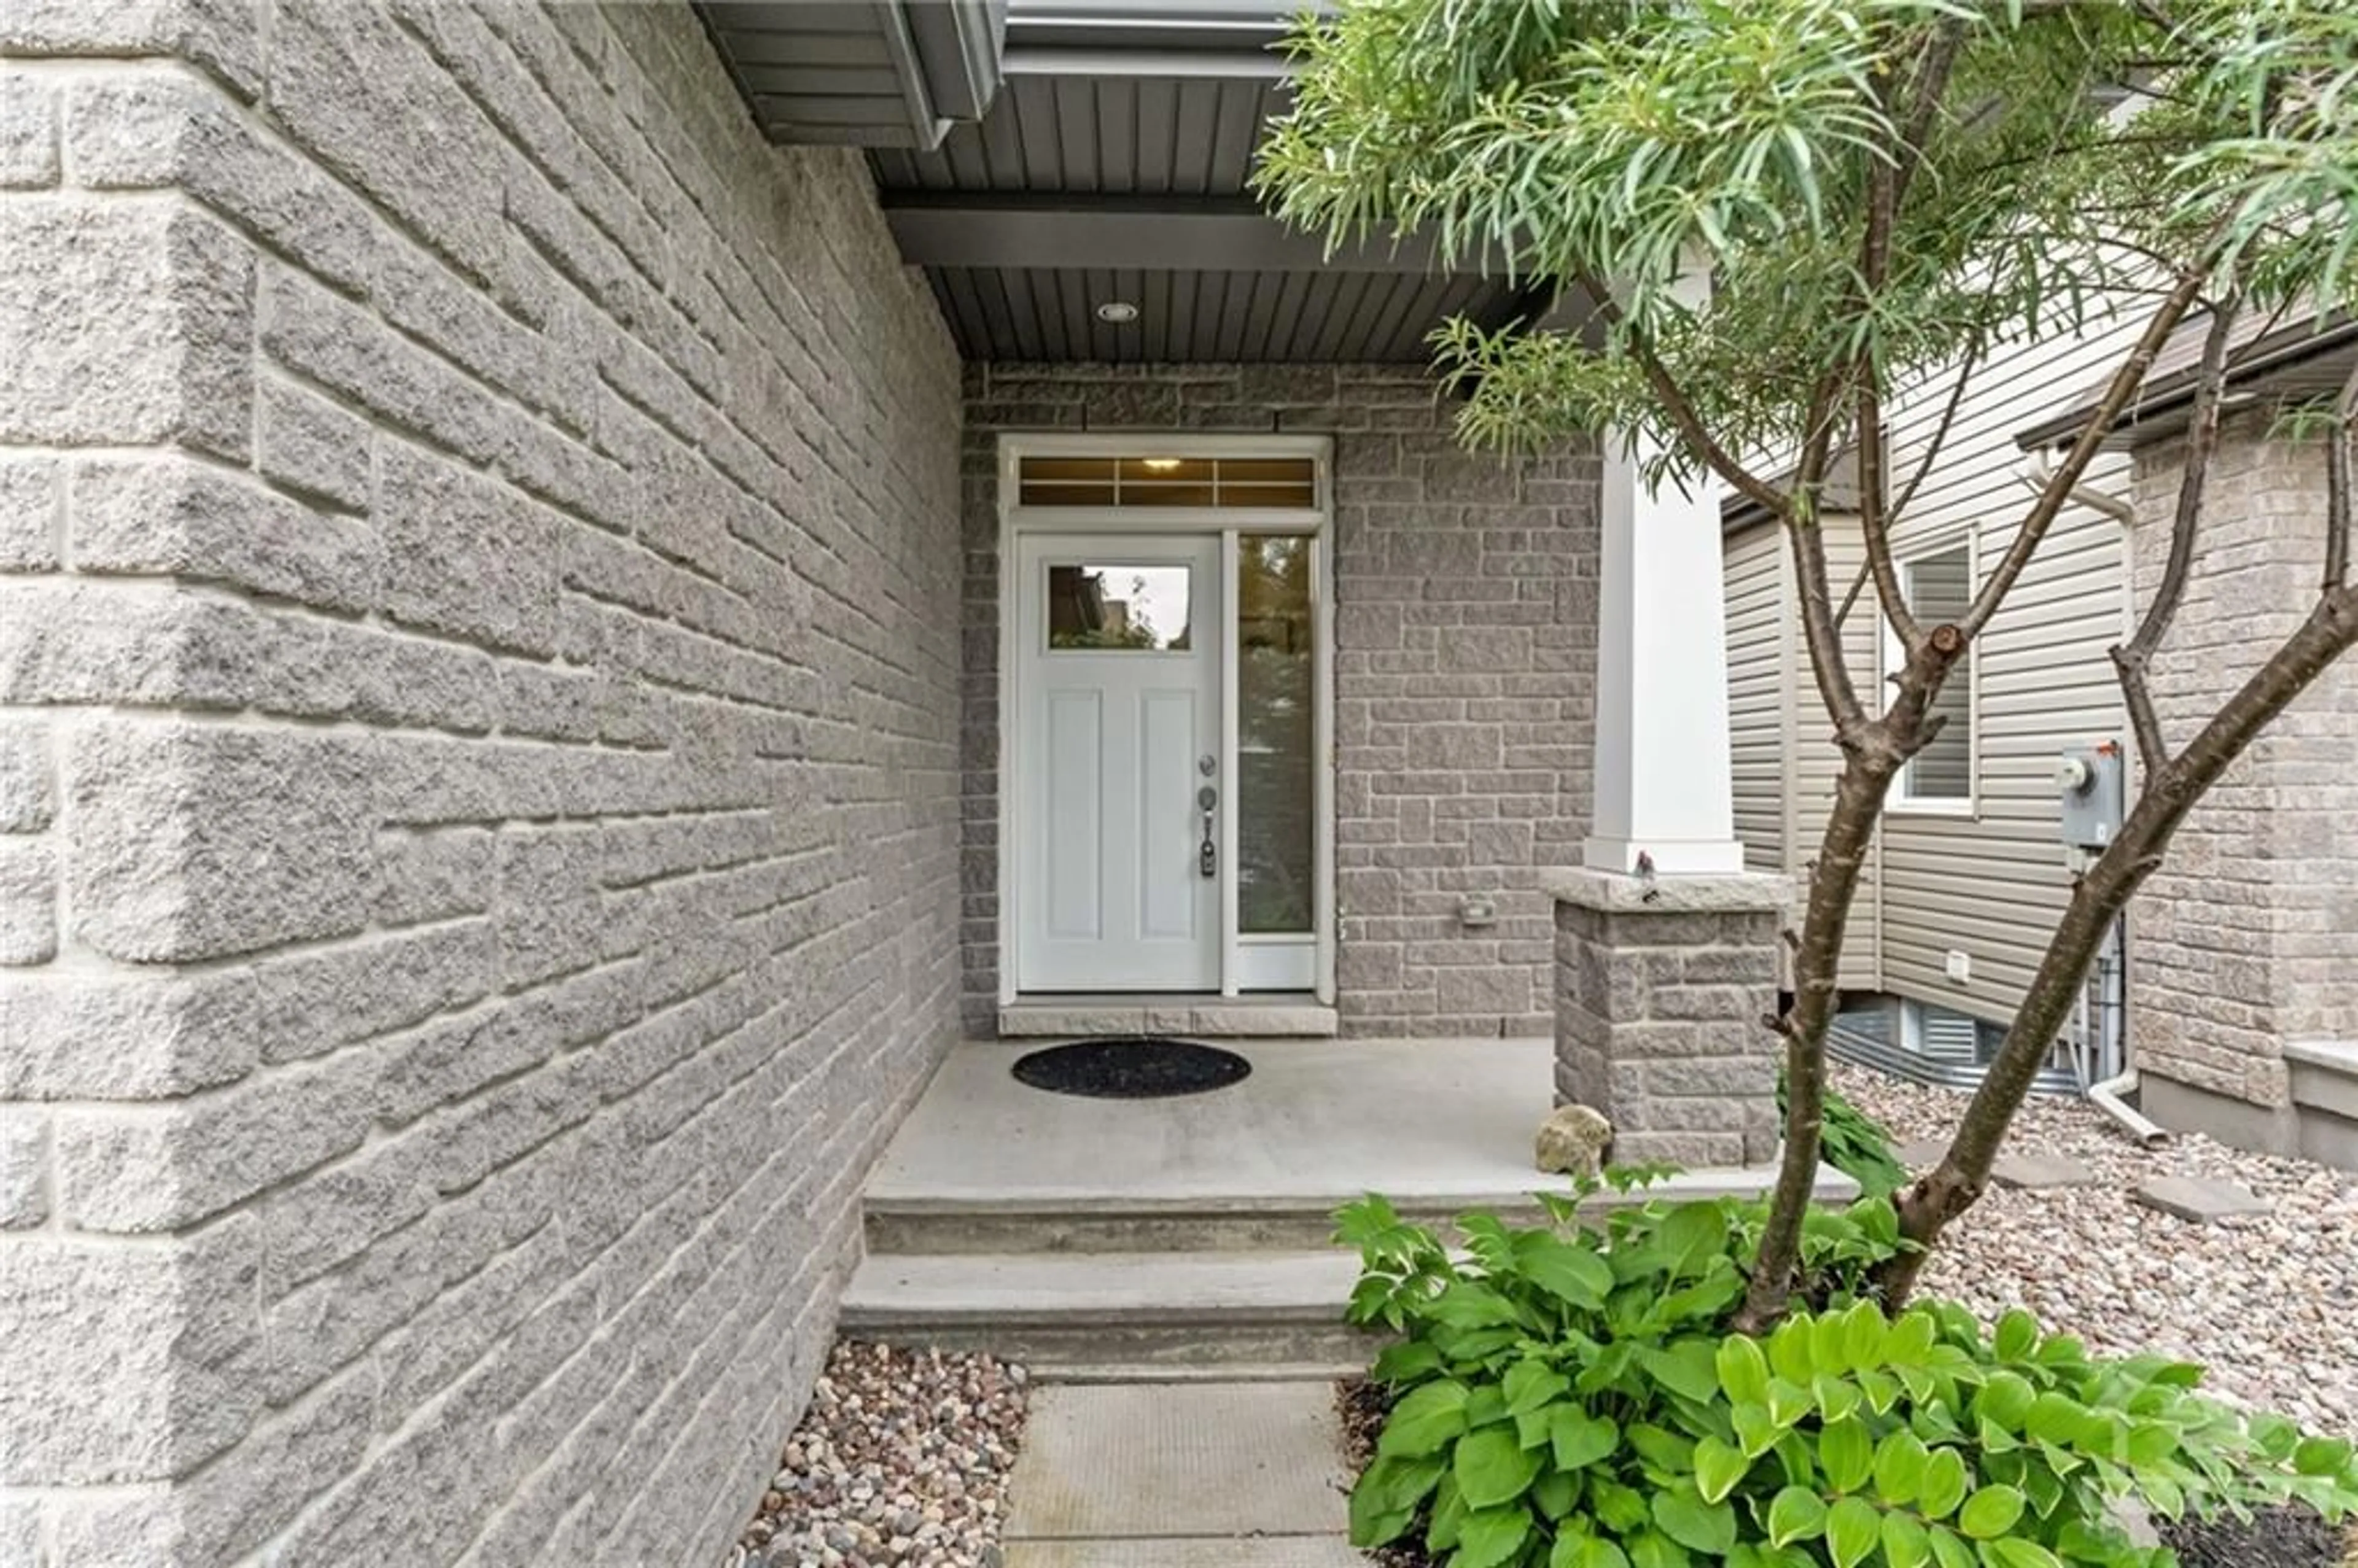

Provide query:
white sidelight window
left=1889, top=540, right=1977, bottom=811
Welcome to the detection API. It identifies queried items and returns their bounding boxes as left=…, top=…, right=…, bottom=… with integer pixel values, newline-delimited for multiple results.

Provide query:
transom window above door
left=1018, top=455, right=1317, bottom=510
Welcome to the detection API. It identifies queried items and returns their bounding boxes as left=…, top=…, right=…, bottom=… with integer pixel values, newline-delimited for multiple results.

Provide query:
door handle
left=1197, top=785, right=1217, bottom=878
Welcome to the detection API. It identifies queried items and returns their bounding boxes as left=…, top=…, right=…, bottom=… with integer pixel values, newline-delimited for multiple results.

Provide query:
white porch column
left=1583, top=430, right=1746, bottom=875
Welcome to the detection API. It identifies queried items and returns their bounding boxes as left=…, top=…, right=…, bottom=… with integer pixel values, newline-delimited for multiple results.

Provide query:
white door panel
left=1016, top=534, right=1222, bottom=992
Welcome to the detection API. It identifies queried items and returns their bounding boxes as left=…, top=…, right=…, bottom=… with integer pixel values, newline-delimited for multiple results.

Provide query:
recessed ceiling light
left=1142, top=457, right=1182, bottom=472
left=1095, top=300, right=1140, bottom=325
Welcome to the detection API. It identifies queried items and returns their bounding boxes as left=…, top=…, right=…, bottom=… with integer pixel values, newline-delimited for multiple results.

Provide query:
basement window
left=1889, top=541, right=1975, bottom=812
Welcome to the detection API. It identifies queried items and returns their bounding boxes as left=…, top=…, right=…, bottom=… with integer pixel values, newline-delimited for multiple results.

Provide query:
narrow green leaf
left=2023, top=1391, right=2091, bottom=1448
left=1765, top=1485, right=1827, bottom=1547
left=1841, top=1300, right=1888, bottom=1370
left=1974, top=1372, right=2036, bottom=1433
left=2295, top=1436, right=2353, bottom=1477
left=1733, top=1403, right=1783, bottom=1459
left=1885, top=1311, right=1938, bottom=1367
left=1882, top=1509, right=1933, bottom=1568
left=1928, top=1524, right=1977, bottom=1568
left=1982, top=1540, right=2063, bottom=1568
left=1958, top=1484, right=2026, bottom=1540
left=1874, top=1429, right=1930, bottom=1505
left=1826, top=1496, right=1881, bottom=1568
left=1814, top=1375, right=1862, bottom=1423
left=1718, top=1333, right=1772, bottom=1406
left=1768, top=1318, right=1815, bottom=1385
left=1821, top=1415, right=1873, bottom=1494
left=1693, top=1435, right=1753, bottom=1505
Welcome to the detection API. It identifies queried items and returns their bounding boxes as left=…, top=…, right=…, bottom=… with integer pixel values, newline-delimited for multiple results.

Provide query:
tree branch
left=1961, top=264, right=2211, bottom=643
left=1855, top=384, right=1923, bottom=650
left=2111, top=298, right=2242, bottom=776
left=1789, top=500, right=1870, bottom=734
left=1576, top=276, right=1789, bottom=517
left=1788, top=373, right=1872, bottom=730
left=1891, top=330, right=1990, bottom=523
left=1735, top=747, right=1900, bottom=1332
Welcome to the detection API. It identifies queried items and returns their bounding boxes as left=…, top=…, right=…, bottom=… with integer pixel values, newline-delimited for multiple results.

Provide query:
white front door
left=1014, top=534, right=1223, bottom=992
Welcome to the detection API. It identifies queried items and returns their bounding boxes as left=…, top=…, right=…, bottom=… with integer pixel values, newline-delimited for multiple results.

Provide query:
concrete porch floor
left=869, top=1035, right=1786, bottom=1211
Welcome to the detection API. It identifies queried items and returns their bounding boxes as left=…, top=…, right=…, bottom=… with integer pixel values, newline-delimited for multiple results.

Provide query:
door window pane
left=1046, top=564, right=1193, bottom=651
left=1237, top=536, right=1315, bottom=933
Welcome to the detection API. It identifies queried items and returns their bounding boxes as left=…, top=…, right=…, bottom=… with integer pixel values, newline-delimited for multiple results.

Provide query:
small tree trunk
left=1733, top=748, right=1896, bottom=1332
left=1877, top=583, right=2358, bottom=1305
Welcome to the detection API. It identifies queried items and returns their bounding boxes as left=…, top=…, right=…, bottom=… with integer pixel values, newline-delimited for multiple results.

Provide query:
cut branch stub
left=1928, top=621, right=1967, bottom=657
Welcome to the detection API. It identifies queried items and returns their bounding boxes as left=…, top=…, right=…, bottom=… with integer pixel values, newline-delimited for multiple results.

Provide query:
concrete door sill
left=1000, top=994, right=1337, bottom=1038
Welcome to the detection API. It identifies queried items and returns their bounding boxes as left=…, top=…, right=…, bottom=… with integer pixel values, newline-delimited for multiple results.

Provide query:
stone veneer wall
left=1550, top=871, right=1786, bottom=1168
left=960, top=363, right=1600, bottom=1038
left=2128, top=415, right=2358, bottom=1151
left=0, top=5, right=962, bottom=1563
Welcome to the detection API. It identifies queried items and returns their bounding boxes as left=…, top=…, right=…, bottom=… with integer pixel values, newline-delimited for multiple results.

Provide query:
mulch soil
left=1336, top=1377, right=2356, bottom=1567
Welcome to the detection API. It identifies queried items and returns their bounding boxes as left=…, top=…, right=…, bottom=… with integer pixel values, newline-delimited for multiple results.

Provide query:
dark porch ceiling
left=696, top=0, right=1539, bottom=363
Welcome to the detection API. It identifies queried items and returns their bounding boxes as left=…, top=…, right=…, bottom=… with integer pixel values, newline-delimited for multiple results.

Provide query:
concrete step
left=838, top=1249, right=1377, bottom=1375
left=861, top=1189, right=1548, bottom=1256
left=862, top=1166, right=1829, bottom=1257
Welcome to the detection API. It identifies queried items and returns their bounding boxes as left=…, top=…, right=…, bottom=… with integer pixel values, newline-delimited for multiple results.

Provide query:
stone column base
left=1545, top=867, right=1792, bottom=1168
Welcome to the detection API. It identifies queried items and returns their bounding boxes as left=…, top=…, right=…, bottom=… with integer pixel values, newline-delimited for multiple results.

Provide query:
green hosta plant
left=1340, top=1183, right=2358, bottom=1568
left=1777, top=1073, right=1910, bottom=1200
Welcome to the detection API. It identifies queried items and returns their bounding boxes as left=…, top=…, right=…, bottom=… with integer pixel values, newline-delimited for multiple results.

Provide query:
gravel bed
left=729, top=1341, right=1028, bottom=1568
left=1831, top=1062, right=2358, bottom=1438
left=2158, top=1503, right=2357, bottom=1567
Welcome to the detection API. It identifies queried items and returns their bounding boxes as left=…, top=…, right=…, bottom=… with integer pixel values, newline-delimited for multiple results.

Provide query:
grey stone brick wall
left=959, top=364, right=1598, bottom=1038
left=2129, top=416, right=2358, bottom=1139
left=1548, top=869, right=1786, bottom=1167
left=1, top=5, right=963, bottom=1562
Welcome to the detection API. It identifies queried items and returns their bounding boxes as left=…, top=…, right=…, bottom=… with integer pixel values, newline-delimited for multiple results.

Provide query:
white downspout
left=2015, top=450, right=2170, bottom=1147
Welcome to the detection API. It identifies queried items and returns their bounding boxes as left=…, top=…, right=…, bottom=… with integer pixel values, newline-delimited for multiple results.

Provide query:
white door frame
left=996, top=432, right=1336, bottom=1004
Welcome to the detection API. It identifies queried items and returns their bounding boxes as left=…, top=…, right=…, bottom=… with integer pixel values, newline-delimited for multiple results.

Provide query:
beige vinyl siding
left=1875, top=311, right=2138, bottom=1023
left=1722, top=516, right=1881, bottom=990
left=1726, top=524, right=1789, bottom=874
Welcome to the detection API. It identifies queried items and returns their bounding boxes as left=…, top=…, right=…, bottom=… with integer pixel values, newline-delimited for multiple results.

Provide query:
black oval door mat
left=1010, top=1038, right=1251, bottom=1100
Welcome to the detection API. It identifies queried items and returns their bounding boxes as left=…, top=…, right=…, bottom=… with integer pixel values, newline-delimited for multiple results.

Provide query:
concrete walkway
left=1001, top=1381, right=1363, bottom=1567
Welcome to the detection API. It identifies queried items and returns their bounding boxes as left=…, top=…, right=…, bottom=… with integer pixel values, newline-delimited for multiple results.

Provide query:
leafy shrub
left=1777, top=1072, right=1911, bottom=1199
left=1340, top=1178, right=2358, bottom=1568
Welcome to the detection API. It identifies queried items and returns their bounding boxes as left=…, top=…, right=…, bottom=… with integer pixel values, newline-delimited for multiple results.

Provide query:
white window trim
left=1883, top=532, right=1980, bottom=818
left=995, top=432, right=1337, bottom=1004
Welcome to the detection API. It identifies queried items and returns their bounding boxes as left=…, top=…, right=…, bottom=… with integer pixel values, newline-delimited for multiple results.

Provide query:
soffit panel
left=922, top=267, right=1521, bottom=363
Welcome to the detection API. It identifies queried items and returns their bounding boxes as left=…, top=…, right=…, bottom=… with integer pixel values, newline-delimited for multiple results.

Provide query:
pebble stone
left=1837, top=1063, right=2358, bottom=1437
left=726, top=1341, right=1029, bottom=1568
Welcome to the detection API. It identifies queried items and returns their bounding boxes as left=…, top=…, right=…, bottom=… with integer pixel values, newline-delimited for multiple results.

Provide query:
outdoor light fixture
left=1142, top=458, right=1182, bottom=472
left=1094, top=300, right=1140, bottom=324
